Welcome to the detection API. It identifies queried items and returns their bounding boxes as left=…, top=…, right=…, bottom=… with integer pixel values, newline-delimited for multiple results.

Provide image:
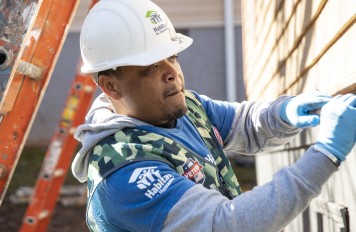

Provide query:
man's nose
left=161, top=60, right=178, bottom=82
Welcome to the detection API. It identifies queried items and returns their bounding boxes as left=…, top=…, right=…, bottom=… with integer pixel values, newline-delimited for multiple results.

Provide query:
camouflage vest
left=87, top=91, right=241, bottom=206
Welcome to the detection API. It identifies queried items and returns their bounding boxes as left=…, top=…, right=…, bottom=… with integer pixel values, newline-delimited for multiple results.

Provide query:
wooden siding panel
left=242, top=0, right=356, bottom=231
left=242, top=0, right=356, bottom=100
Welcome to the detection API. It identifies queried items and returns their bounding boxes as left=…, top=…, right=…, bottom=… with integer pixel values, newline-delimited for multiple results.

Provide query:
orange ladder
left=19, top=61, right=96, bottom=231
left=19, top=1, right=98, bottom=231
left=0, top=0, right=100, bottom=230
left=0, top=0, right=81, bottom=205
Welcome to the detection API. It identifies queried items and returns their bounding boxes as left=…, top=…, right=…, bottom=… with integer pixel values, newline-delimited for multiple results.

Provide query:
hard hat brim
left=81, top=33, right=193, bottom=74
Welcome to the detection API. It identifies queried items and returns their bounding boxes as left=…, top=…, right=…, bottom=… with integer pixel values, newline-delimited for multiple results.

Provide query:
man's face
left=114, top=55, right=187, bottom=127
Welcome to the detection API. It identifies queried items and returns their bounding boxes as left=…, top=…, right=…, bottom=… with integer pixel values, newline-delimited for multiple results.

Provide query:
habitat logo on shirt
left=129, top=166, right=174, bottom=199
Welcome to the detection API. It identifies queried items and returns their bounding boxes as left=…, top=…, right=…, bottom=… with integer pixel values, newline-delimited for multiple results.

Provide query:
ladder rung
left=0, top=164, right=7, bottom=180
left=69, top=127, right=76, bottom=135
left=84, top=85, right=95, bottom=93
left=38, top=210, right=50, bottom=220
left=53, top=169, right=65, bottom=177
left=24, top=216, right=37, bottom=225
left=16, top=60, right=42, bottom=79
left=23, top=209, right=50, bottom=225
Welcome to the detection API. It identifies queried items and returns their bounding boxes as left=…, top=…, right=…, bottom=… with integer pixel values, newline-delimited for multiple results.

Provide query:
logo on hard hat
left=145, top=10, right=168, bottom=35
left=146, top=10, right=163, bottom=24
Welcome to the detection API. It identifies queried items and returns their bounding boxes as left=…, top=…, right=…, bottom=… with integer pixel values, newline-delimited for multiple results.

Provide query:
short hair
left=95, top=67, right=123, bottom=83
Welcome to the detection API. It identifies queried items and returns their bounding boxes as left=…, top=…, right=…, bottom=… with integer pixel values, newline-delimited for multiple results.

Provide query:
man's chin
left=156, top=106, right=187, bottom=128
left=167, top=105, right=187, bottom=121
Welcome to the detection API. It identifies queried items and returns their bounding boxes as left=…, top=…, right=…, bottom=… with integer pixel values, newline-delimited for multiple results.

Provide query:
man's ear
left=98, top=75, right=122, bottom=100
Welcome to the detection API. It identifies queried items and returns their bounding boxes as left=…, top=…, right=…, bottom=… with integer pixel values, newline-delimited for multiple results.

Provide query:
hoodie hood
left=71, top=93, right=149, bottom=183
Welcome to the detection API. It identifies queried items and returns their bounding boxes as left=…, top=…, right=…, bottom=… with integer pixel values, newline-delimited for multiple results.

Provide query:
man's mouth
left=165, top=88, right=183, bottom=97
left=166, top=90, right=179, bottom=97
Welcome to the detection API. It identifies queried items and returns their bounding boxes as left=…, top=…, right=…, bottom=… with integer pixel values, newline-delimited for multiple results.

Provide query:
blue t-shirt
left=89, top=92, right=236, bottom=231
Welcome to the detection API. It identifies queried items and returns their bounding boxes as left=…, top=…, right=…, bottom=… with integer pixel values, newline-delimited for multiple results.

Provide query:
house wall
left=241, top=0, right=356, bottom=231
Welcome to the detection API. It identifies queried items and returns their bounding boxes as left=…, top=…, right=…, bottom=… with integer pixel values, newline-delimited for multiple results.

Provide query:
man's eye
left=147, top=63, right=158, bottom=71
left=168, top=55, right=178, bottom=63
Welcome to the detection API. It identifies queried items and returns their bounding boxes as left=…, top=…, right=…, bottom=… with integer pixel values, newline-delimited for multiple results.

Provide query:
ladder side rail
left=20, top=67, right=96, bottom=232
left=20, top=1, right=99, bottom=231
left=0, top=0, right=80, bottom=206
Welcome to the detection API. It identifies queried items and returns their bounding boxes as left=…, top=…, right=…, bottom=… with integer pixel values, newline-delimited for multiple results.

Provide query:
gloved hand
left=316, top=94, right=356, bottom=162
left=280, top=92, right=331, bottom=128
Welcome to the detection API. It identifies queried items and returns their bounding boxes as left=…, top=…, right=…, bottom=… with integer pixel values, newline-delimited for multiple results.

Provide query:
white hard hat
left=80, top=0, right=193, bottom=75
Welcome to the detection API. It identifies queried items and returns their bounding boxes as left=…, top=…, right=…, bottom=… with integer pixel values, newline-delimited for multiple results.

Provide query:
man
left=71, top=0, right=356, bottom=231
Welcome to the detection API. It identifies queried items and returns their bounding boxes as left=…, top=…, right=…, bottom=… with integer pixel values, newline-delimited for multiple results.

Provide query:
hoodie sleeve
left=162, top=145, right=337, bottom=232
left=193, top=92, right=301, bottom=155
left=224, top=95, right=302, bottom=155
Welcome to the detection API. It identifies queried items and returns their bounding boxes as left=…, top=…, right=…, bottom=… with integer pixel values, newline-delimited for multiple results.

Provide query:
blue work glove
left=316, top=94, right=356, bottom=162
left=280, top=92, right=331, bottom=128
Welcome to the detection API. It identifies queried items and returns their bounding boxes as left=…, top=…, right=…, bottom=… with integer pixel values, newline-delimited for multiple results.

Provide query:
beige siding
left=70, top=0, right=242, bottom=31
left=241, top=0, right=356, bottom=231
left=242, top=0, right=356, bottom=100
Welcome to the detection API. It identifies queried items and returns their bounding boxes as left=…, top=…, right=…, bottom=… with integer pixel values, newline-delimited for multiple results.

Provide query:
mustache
left=164, top=86, right=184, bottom=97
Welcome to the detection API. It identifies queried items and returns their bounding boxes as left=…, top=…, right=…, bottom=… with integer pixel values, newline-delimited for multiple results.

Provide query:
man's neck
left=157, top=120, right=176, bottom=129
